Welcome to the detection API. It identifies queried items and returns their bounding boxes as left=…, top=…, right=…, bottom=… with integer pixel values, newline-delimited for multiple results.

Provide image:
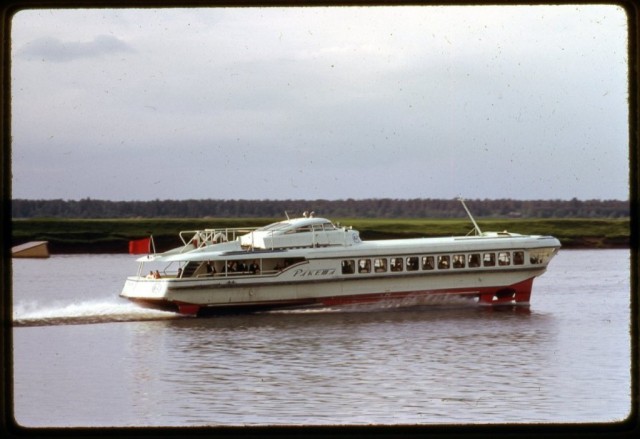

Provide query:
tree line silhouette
left=11, top=198, right=629, bottom=219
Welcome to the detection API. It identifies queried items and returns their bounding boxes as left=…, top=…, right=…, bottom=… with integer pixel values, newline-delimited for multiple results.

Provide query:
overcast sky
left=11, top=5, right=629, bottom=201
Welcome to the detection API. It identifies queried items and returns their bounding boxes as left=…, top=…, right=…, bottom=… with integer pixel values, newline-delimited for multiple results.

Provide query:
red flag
left=129, top=237, right=151, bottom=255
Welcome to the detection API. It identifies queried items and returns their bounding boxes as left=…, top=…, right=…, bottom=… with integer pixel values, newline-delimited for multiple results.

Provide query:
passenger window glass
left=374, top=258, right=387, bottom=272
left=437, top=255, right=450, bottom=269
left=529, top=248, right=555, bottom=264
left=390, top=257, right=403, bottom=272
left=513, top=251, right=524, bottom=265
left=452, top=254, right=465, bottom=268
left=468, top=253, right=480, bottom=268
left=422, top=256, right=435, bottom=270
left=287, top=225, right=312, bottom=234
left=341, top=260, right=355, bottom=274
left=358, top=259, right=371, bottom=273
left=483, top=253, right=495, bottom=267
left=323, top=222, right=337, bottom=230
left=406, top=257, right=419, bottom=271
left=536, top=248, right=555, bottom=264
left=498, top=252, right=511, bottom=266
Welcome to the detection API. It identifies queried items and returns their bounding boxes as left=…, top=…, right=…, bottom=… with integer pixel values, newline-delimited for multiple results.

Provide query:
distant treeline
left=11, top=198, right=629, bottom=219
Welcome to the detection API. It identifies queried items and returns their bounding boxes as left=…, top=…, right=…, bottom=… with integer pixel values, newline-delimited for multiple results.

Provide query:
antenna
left=284, top=211, right=290, bottom=220
left=458, top=197, right=482, bottom=235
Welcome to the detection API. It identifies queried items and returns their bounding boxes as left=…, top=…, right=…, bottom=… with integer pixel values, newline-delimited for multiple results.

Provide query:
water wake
left=13, top=294, right=480, bottom=326
left=265, top=294, right=479, bottom=315
left=13, top=300, right=179, bottom=327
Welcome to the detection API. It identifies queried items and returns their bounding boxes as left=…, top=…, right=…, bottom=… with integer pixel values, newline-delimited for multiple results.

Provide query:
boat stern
left=120, top=277, right=170, bottom=300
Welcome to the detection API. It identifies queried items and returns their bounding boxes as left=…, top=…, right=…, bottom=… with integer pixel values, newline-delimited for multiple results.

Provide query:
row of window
left=341, top=250, right=528, bottom=275
left=258, top=220, right=338, bottom=233
left=286, top=222, right=338, bottom=234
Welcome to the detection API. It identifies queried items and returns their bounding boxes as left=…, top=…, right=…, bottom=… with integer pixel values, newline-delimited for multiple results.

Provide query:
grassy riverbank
left=11, top=217, right=630, bottom=253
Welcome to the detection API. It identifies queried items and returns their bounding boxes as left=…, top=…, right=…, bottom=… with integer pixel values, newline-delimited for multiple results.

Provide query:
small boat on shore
left=12, top=241, right=50, bottom=259
left=120, top=200, right=561, bottom=316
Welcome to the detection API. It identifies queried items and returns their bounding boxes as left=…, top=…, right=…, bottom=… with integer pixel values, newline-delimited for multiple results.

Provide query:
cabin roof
left=254, top=217, right=335, bottom=233
left=145, top=232, right=559, bottom=263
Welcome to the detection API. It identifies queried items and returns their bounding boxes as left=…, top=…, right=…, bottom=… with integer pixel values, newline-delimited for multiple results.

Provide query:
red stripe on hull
left=319, top=278, right=535, bottom=307
left=477, top=278, right=533, bottom=305
left=175, top=302, right=201, bottom=316
left=132, top=278, right=536, bottom=316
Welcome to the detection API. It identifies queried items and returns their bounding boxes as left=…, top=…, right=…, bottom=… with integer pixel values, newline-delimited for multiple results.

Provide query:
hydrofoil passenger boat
left=120, top=200, right=560, bottom=315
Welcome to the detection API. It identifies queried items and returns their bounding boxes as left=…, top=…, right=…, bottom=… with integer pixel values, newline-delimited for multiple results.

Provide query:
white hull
left=123, top=267, right=544, bottom=314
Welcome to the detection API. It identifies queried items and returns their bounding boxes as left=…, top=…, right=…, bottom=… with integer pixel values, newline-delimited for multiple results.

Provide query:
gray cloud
left=10, top=6, right=629, bottom=201
left=18, top=35, right=134, bottom=62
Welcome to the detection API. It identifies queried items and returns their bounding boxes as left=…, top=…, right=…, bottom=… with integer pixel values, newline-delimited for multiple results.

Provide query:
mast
left=458, top=197, right=482, bottom=235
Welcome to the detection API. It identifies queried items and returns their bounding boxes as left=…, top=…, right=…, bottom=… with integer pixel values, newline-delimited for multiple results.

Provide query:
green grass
left=11, top=217, right=630, bottom=252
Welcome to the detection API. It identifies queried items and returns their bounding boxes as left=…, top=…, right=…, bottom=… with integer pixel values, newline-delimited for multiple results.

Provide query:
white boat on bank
left=12, top=241, right=50, bottom=258
left=120, top=201, right=561, bottom=316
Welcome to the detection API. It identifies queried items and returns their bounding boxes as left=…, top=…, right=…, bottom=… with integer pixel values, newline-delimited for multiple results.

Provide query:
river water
left=10, top=250, right=632, bottom=427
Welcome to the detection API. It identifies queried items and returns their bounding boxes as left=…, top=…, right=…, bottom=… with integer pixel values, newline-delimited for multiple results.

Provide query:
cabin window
left=257, top=222, right=290, bottom=231
left=201, top=261, right=216, bottom=276
left=406, top=256, right=419, bottom=271
left=269, top=257, right=305, bottom=272
left=483, top=253, right=495, bottom=267
left=437, top=255, right=450, bottom=269
left=341, top=260, right=355, bottom=274
left=226, top=260, right=239, bottom=273
left=498, top=252, right=511, bottom=266
left=374, top=258, right=387, bottom=272
left=313, top=222, right=333, bottom=232
left=327, top=222, right=337, bottom=230
left=289, top=225, right=312, bottom=234
left=358, top=259, right=371, bottom=273
left=468, top=253, right=481, bottom=268
left=452, top=254, right=465, bottom=269
left=422, top=256, right=435, bottom=270
left=513, top=251, right=524, bottom=265
left=390, top=257, right=403, bottom=272
left=529, top=248, right=556, bottom=264
left=248, top=260, right=261, bottom=274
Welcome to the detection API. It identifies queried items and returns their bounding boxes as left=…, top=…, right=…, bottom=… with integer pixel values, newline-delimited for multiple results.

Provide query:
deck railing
left=178, top=227, right=258, bottom=250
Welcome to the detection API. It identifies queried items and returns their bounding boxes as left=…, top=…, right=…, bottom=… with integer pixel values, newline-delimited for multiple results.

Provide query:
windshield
left=256, top=221, right=292, bottom=232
